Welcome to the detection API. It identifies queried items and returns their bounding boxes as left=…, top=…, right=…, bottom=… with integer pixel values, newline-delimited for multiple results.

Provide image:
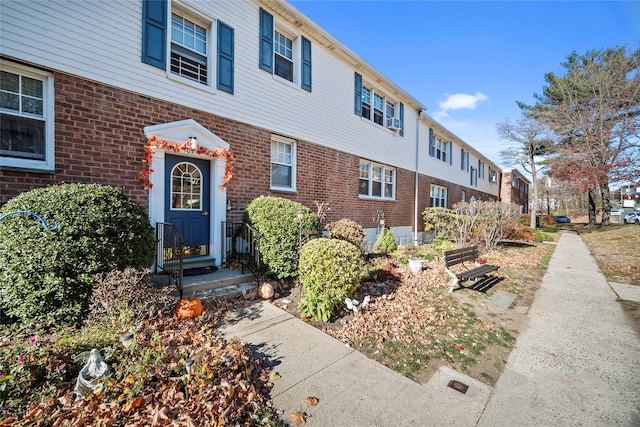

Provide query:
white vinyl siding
left=0, top=0, right=502, bottom=199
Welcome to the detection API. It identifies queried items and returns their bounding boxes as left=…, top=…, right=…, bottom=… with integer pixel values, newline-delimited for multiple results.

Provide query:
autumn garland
left=138, top=135, right=235, bottom=191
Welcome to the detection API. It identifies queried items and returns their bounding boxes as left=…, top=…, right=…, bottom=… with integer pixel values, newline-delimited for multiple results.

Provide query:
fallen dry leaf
left=305, top=396, right=319, bottom=406
left=269, top=371, right=281, bottom=381
left=291, top=411, right=307, bottom=425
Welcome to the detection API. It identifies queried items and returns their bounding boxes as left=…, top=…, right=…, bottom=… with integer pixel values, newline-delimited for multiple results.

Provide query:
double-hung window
left=141, top=1, right=234, bottom=93
left=259, top=8, right=312, bottom=91
left=373, top=94, right=384, bottom=126
left=359, top=160, right=395, bottom=199
left=430, top=185, right=447, bottom=208
left=478, top=160, right=485, bottom=179
left=429, top=128, right=452, bottom=164
left=488, top=167, right=497, bottom=183
left=271, top=135, right=296, bottom=191
left=0, top=61, right=54, bottom=171
left=171, top=13, right=208, bottom=85
left=274, top=31, right=294, bottom=81
left=354, top=73, right=404, bottom=135
left=461, top=148, right=469, bottom=171
left=470, top=166, right=477, bottom=187
left=361, top=87, right=371, bottom=119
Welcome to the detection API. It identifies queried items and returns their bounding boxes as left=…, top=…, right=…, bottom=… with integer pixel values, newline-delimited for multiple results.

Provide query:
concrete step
left=182, top=268, right=256, bottom=300
left=189, top=281, right=257, bottom=300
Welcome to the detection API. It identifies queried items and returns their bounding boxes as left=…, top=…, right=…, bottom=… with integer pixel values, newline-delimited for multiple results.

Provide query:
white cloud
left=438, top=92, right=488, bottom=113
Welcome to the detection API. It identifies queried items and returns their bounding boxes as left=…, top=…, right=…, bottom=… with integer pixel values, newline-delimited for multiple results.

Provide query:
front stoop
left=152, top=268, right=256, bottom=300
left=183, top=268, right=256, bottom=300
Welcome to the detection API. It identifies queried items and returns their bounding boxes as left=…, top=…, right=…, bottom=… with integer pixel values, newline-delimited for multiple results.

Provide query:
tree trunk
left=588, top=186, right=597, bottom=225
left=530, top=155, right=538, bottom=229
left=600, top=182, right=611, bottom=226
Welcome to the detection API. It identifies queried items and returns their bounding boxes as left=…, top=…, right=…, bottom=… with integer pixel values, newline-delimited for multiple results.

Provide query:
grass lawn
left=571, top=223, right=640, bottom=334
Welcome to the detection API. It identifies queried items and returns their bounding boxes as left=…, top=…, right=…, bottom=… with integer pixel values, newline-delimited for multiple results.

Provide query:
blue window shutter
left=399, top=102, right=404, bottom=137
left=466, top=152, right=469, bottom=172
left=141, top=0, right=167, bottom=69
left=259, top=8, right=273, bottom=72
left=217, top=21, right=234, bottom=94
left=354, top=72, right=362, bottom=115
left=429, top=128, right=435, bottom=157
left=301, top=36, right=312, bottom=92
left=449, top=142, right=453, bottom=165
left=460, top=149, right=464, bottom=170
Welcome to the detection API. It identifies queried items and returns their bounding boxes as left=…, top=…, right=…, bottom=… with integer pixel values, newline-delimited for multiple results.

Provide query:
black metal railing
left=222, top=222, right=261, bottom=275
left=155, top=222, right=184, bottom=298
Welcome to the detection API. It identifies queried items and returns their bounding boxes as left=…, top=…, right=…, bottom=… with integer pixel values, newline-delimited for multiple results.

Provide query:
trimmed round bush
left=0, top=183, right=155, bottom=327
left=325, top=218, right=366, bottom=250
left=244, top=196, right=321, bottom=279
left=298, top=238, right=363, bottom=322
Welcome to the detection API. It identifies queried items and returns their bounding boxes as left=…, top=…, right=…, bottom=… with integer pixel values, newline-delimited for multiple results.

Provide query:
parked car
left=623, top=212, right=640, bottom=224
left=554, top=215, right=571, bottom=223
left=611, top=207, right=624, bottom=216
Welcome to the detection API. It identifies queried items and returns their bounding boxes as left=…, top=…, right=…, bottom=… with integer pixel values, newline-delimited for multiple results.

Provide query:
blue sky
left=289, top=0, right=640, bottom=167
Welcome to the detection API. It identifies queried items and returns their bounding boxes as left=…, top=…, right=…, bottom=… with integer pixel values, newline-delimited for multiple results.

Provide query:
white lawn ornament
left=74, top=348, right=110, bottom=398
left=346, top=295, right=370, bottom=314
left=345, top=297, right=359, bottom=313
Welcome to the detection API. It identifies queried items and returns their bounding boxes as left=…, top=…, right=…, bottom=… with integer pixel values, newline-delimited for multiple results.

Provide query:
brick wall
left=1, top=71, right=509, bottom=233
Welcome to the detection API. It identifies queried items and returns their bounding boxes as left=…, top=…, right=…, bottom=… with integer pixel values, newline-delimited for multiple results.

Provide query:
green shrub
left=533, top=228, right=554, bottom=242
left=422, top=207, right=456, bottom=237
left=373, top=226, right=397, bottom=253
left=298, top=238, right=363, bottom=322
left=0, top=183, right=155, bottom=327
left=244, top=196, right=321, bottom=279
left=432, top=233, right=456, bottom=253
left=325, top=218, right=366, bottom=250
left=542, top=224, right=558, bottom=233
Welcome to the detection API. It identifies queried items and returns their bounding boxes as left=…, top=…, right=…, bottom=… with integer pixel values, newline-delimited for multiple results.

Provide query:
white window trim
left=166, top=6, right=216, bottom=92
left=430, top=184, right=447, bottom=208
left=270, top=135, right=297, bottom=192
left=271, top=23, right=300, bottom=88
left=358, top=159, right=396, bottom=200
left=360, top=81, right=400, bottom=131
left=0, top=60, right=55, bottom=172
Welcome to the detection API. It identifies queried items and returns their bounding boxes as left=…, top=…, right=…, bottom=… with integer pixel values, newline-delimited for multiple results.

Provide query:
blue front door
left=165, top=154, right=210, bottom=257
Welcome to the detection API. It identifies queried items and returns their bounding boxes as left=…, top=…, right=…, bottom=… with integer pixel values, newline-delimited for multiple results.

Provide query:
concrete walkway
left=220, top=232, right=640, bottom=426
left=477, top=232, right=640, bottom=426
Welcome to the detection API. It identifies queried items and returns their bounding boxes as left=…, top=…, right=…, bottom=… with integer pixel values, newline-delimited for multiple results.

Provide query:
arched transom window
left=171, top=162, right=202, bottom=210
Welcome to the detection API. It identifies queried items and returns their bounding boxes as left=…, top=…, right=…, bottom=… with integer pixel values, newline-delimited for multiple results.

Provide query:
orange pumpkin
left=175, top=297, right=203, bottom=319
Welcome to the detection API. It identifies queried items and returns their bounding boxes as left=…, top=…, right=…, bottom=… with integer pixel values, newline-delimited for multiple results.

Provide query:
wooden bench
left=443, top=245, right=499, bottom=293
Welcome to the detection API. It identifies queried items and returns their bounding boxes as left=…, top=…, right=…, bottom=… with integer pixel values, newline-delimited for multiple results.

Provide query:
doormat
left=183, top=266, right=219, bottom=277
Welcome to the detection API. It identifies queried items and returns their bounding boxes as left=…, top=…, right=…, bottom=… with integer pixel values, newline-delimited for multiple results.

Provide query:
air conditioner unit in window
left=386, top=117, right=401, bottom=130
left=489, top=175, right=497, bottom=183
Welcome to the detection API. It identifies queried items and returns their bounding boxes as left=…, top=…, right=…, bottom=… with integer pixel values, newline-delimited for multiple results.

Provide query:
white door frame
left=143, top=119, right=229, bottom=266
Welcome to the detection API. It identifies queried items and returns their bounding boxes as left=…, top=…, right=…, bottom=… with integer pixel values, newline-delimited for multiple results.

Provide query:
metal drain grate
left=447, top=380, right=469, bottom=394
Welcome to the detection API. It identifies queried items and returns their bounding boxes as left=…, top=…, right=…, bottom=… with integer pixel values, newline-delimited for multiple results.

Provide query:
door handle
left=202, top=211, right=209, bottom=216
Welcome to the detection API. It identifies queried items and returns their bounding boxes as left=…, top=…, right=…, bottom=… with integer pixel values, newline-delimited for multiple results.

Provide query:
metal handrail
left=155, top=222, right=184, bottom=298
left=221, top=222, right=261, bottom=275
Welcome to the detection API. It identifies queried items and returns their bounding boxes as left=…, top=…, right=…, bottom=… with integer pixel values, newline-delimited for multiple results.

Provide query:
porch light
left=186, top=136, right=198, bottom=152
left=226, top=199, right=232, bottom=211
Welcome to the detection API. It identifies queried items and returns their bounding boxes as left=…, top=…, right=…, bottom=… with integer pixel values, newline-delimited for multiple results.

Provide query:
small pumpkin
left=257, top=282, right=274, bottom=300
left=176, top=297, right=203, bottom=319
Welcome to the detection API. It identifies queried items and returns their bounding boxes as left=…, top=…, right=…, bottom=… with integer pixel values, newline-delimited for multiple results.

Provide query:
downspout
left=414, top=110, right=425, bottom=245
